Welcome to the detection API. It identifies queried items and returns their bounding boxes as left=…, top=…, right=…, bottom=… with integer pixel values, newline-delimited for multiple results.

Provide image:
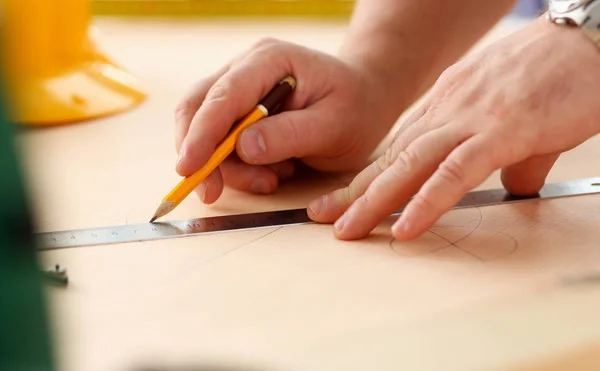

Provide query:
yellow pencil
left=150, top=75, right=297, bottom=222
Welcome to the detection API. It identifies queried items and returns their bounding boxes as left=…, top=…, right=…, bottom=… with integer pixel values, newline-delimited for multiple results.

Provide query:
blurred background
left=89, top=0, right=547, bottom=18
left=0, top=0, right=550, bottom=127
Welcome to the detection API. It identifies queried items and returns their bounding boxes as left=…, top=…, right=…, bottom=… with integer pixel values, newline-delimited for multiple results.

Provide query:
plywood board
left=15, top=17, right=600, bottom=371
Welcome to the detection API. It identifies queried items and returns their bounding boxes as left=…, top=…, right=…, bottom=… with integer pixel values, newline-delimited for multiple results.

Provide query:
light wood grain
left=16, top=16, right=600, bottom=371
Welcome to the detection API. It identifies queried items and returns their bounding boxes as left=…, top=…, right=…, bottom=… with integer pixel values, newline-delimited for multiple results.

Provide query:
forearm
left=340, top=0, right=518, bottom=110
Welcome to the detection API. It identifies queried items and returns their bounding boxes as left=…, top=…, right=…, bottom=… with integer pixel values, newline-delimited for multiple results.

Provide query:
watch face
left=550, top=0, right=587, bottom=14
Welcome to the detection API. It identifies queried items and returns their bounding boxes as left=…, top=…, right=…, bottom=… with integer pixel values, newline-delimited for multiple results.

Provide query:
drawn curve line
left=388, top=232, right=453, bottom=258
left=387, top=207, right=521, bottom=262
left=495, top=203, right=540, bottom=235
left=496, top=231, right=519, bottom=258
left=454, top=207, right=483, bottom=244
left=389, top=207, right=483, bottom=259
left=440, top=206, right=484, bottom=261
left=427, top=229, right=483, bottom=262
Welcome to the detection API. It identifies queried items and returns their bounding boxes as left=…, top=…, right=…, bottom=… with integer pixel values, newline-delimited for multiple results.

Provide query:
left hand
left=307, top=17, right=600, bottom=241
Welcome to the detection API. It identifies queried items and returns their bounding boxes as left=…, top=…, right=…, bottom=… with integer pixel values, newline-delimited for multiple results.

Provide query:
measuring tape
left=36, top=177, right=600, bottom=251
left=91, top=0, right=355, bottom=17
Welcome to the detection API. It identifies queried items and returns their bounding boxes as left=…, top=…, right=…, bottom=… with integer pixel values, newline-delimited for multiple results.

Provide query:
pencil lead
left=149, top=201, right=176, bottom=224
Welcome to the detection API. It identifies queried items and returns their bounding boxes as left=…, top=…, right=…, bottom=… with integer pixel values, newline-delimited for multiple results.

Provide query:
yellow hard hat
left=0, top=0, right=147, bottom=125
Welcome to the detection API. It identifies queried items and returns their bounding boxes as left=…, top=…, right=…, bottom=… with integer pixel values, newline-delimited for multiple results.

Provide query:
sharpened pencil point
left=150, top=201, right=176, bottom=224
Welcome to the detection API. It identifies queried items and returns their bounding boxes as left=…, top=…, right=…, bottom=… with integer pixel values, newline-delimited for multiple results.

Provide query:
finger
left=174, top=44, right=261, bottom=155
left=501, top=154, right=560, bottom=196
left=392, top=133, right=528, bottom=241
left=176, top=40, right=302, bottom=176
left=174, top=65, right=230, bottom=154
left=307, top=105, right=441, bottom=224
left=236, top=103, right=334, bottom=165
left=219, top=156, right=280, bottom=194
left=195, top=168, right=224, bottom=204
left=333, top=124, right=472, bottom=240
left=392, top=99, right=430, bottom=142
left=308, top=159, right=392, bottom=224
left=268, top=160, right=296, bottom=180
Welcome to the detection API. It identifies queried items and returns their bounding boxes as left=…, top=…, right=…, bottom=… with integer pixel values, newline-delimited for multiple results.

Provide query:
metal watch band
left=547, top=0, right=600, bottom=47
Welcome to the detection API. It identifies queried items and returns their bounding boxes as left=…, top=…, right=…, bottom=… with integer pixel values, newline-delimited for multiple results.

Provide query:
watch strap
left=547, top=0, right=600, bottom=47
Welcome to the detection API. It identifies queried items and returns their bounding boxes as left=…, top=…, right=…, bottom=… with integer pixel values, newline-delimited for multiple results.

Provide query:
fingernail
left=196, top=183, right=208, bottom=203
left=241, top=129, right=266, bottom=161
left=251, top=178, right=271, bottom=194
left=176, top=147, right=186, bottom=168
left=393, top=217, right=412, bottom=235
left=308, top=196, right=326, bottom=216
left=334, top=212, right=347, bottom=231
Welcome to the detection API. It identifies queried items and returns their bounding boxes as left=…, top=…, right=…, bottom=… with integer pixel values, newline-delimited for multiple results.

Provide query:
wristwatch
left=546, top=0, right=600, bottom=47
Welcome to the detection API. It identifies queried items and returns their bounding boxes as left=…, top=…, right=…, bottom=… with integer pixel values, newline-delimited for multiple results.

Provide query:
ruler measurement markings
left=35, top=177, right=600, bottom=250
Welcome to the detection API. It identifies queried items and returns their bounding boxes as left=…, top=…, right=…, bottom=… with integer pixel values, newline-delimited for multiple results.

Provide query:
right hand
left=174, top=38, right=403, bottom=204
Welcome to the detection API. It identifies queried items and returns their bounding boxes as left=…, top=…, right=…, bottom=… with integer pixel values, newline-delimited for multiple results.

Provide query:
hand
left=308, top=17, right=600, bottom=241
left=174, top=38, right=402, bottom=204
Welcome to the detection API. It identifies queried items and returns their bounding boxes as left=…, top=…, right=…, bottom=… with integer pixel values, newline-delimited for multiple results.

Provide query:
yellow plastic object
left=91, top=0, right=355, bottom=17
left=0, top=0, right=147, bottom=125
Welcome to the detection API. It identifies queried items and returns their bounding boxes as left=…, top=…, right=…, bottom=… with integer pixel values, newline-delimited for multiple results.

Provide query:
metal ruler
left=36, top=177, right=600, bottom=251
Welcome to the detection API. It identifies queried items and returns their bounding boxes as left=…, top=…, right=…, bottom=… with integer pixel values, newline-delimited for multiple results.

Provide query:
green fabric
left=0, top=68, right=55, bottom=370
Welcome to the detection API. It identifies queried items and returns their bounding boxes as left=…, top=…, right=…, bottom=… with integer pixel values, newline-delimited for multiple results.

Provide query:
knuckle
left=374, top=144, right=401, bottom=173
left=175, top=79, right=211, bottom=117
left=437, top=157, right=467, bottom=188
left=252, top=37, right=280, bottom=50
left=391, top=149, right=419, bottom=176
left=392, top=122, right=412, bottom=143
left=430, top=65, right=463, bottom=101
left=374, top=156, right=389, bottom=174
left=355, top=192, right=371, bottom=209
left=204, top=83, right=230, bottom=104
left=436, top=65, right=457, bottom=86
left=336, top=186, right=354, bottom=207
left=337, top=174, right=366, bottom=206
left=174, top=99, right=193, bottom=120
left=345, top=180, right=363, bottom=204
left=410, top=191, right=437, bottom=215
left=385, top=145, right=400, bottom=167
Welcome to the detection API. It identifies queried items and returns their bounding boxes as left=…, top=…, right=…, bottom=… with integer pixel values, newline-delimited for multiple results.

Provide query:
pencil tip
left=149, top=201, right=176, bottom=224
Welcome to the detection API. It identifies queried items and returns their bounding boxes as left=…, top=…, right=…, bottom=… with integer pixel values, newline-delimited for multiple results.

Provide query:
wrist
left=533, top=14, right=600, bottom=133
left=546, top=0, right=600, bottom=48
left=534, top=12, right=600, bottom=68
left=337, top=29, right=430, bottom=121
left=539, top=7, right=600, bottom=50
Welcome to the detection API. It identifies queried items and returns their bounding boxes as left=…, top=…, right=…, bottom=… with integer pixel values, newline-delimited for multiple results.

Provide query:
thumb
left=236, top=105, right=331, bottom=165
left=501, top=153, right=560, bottom=196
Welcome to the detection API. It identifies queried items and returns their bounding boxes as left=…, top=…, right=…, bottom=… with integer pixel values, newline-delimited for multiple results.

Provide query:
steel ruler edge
left=35, top=177, right=600, bottom=251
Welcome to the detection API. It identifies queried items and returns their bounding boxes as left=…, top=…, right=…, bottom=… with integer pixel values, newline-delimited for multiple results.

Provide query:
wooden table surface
left=17, top=16, right=600, bottom=371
